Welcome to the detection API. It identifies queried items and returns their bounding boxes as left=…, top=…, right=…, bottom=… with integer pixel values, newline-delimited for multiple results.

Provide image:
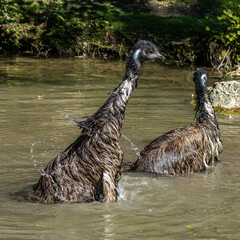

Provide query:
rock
left=208, top=81, right=240, bottom=109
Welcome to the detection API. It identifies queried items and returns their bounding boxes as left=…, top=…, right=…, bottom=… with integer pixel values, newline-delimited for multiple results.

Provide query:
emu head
left=132, top=40, right=165, bottom=65
left=193, top=68, right=208, bottom=88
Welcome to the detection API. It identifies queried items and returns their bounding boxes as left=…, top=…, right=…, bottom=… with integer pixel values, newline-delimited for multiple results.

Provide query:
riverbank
left=0, top=0, right=239, bottom=67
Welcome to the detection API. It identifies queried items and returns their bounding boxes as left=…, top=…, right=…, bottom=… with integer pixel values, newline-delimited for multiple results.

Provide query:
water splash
left=30, top=141, right=56, bottom=170
left=40, top=169, right=70, bottom=203
left=30, top=138, right=81, bottom=202
left=61, top=112, right=75, bottom=122
left=30, top=134, right=140, bottom=202
left=30, top=141, right=70, bottom=202
left=61, top=112, right=78, bottom=127
left=122, top=134, right=140, bottom=157
left=117, top=175, right=151, bottom=201
left=117, top=176, right=128, bottom=201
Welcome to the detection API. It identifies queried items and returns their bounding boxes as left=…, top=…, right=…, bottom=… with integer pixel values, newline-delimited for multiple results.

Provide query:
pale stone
left=208, top=81, right=240, bottom=109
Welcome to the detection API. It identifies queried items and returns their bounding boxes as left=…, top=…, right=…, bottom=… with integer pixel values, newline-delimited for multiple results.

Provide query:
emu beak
left=157, top=53, right=166, bottom=60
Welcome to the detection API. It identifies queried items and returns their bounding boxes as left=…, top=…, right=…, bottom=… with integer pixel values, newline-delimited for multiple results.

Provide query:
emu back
left=131, top=123, right=222, bottom=175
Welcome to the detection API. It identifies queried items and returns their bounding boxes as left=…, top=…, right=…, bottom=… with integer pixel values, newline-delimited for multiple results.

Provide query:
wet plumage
left=129, top=69, right=223, bottom=175
left=13, top=40, right=165, bottom=203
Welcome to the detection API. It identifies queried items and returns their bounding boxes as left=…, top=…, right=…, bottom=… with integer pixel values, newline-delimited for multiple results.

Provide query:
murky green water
left=0, top=57, right=239, bottom=240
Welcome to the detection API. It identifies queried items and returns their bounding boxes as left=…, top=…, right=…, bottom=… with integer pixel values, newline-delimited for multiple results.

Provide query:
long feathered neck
left=99, top=52, right=142, bottom=129
left=77, top=51, right=142, bottom=141
left=123, top=49, right=142, bottom=86
left=195, top=81, right=218, bottom=127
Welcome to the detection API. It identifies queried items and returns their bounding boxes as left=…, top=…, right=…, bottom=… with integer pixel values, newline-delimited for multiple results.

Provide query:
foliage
left=0, top=0, right=116, bottom=56
left=0, top=0, right=239, bottom=66
left=206, top=3, right=240, bottom=65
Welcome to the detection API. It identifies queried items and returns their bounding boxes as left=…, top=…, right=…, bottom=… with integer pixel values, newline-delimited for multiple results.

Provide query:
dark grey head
left=132, top=40, right=165, bottom=64
left=193, top=68, right=208, bottom=87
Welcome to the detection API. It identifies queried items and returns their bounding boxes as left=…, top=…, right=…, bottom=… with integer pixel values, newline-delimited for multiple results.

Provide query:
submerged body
left=14, top=40, right=164, bottom=203
left=130, top=69, right=223, bottom=175
left=131, top=123, right=222, bottom=175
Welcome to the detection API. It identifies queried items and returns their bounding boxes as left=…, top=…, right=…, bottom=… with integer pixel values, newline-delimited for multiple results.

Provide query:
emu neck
left=124, top=51, right=141, bottom=81
left=195, top=84, right=217, bottom=127
left=92, top=57, right=141, bottom=140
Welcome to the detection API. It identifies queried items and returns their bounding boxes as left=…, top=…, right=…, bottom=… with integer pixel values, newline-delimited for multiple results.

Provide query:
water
left=0, top=57, right=239, bottom=240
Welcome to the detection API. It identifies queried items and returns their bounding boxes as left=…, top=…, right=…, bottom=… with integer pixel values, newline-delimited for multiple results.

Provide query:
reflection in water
left=103, top=213, right=115, bottom=240
left=0, top=57, right=240, bottom=239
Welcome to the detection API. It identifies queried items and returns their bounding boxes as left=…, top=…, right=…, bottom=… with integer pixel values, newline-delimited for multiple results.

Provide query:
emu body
left=14, top=40, right=164, bottom=203
left=129, top=69, right=223, bottom=175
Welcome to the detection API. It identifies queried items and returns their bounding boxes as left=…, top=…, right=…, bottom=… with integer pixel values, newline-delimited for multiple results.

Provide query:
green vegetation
left=0, top=1, right=118, bottom=56
left=0, top=0, right=239, bottom=67
left=206, top=5, right=240, bottom=65
left=214, top=106, right=240, bottom=115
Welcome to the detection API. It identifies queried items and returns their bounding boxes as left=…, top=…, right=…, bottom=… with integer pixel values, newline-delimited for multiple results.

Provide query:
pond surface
left=0, top=57, right=239, bottom=240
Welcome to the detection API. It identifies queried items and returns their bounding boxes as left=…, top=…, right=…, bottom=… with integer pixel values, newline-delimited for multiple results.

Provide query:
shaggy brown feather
left=129, top=69, right=223, bottom=175
left=13, top=40, right=165, bottom=203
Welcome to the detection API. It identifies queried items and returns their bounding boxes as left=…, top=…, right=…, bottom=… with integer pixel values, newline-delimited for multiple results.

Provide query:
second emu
left=14, top=40, right=165, bottom=203
left=129, top=69, right=223, bottom=175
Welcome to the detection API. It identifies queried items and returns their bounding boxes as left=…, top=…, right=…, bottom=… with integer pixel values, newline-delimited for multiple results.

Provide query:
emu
left=14, top=40, right=165, bottom=203
left=129, top=69, right=223, bottom=175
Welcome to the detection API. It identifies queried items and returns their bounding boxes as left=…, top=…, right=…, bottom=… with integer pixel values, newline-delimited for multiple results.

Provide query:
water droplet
left=122, top=134, right=140, bottom=157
